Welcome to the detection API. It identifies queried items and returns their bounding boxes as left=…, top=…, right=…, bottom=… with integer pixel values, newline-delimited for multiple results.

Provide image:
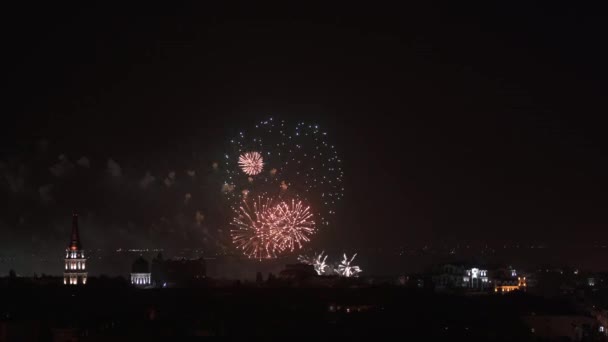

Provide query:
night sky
left=2, top=3, right=608, bottom=257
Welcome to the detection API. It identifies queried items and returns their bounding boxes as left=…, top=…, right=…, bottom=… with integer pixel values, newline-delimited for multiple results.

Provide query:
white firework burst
left=238, top=152, right=264, bottom=176
left=335, top=253, right=362, bottom=278
left=298, top=251, right=328, bottom=275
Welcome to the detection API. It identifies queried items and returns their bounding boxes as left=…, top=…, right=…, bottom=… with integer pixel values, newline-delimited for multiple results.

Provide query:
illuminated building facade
left=494, top=276, right=527, bottom=293
left=64, top=214, right=87, bottom=285
left=463, top=268, right=490, bottom=289
left=131, top=257, right=151, bottom=287
left=434, top=264, right=491, bottom=290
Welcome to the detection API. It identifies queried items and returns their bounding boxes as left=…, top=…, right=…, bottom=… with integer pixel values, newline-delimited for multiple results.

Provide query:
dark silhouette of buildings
left=279, top=264, right=316, bottom=280
left=149, top=253, right=206, bottom=287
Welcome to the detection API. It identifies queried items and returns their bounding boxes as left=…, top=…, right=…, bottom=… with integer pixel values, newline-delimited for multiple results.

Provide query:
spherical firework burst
left=270, top=200, right=315, bottom=253
left=225, top=118, right=344, bottom=227
left=230, top=196, right=277, bottom=259
left=225, top=118, right=343, bottom=258
left=230, top=197, right=316, bottom=259
left=238, top=151, right=264, bottom=176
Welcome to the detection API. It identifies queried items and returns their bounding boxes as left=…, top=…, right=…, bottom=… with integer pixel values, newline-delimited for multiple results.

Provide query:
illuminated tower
left=64, top=214, right=87, bottom=285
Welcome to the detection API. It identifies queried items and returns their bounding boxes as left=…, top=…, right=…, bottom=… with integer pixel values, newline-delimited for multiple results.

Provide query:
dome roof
left=132, top=256, right=150, bottom=273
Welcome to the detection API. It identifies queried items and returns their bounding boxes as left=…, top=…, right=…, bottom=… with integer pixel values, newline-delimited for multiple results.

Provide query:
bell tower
left=64, top=213, right=87, bottom=285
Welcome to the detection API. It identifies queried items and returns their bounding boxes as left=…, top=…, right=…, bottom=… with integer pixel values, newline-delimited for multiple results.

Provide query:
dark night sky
left=2, top=3, right=608, bottom=255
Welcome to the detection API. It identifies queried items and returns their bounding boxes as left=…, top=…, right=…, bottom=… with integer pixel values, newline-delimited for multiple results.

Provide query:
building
left=279, top=264, right=316, bottom=280
left=131, top=257, right=151, bottom=287
left=433, top=264, right=490, bottom=290
left=433, top=263, right=467, bottom=289
left=463, top=267, right=490, bottom=289
left=494, top=276, right=527, bottom=293
left=64, top=214, right=87, bottom=285
left=150, top=254, right=206, bottom=287
left=164, top=258, right=206, bottom=286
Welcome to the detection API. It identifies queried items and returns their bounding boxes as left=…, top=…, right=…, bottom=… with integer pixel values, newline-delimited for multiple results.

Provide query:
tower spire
left=64, top=213, right=87, bottom=285
left=70, top=213, right=81, bottom=250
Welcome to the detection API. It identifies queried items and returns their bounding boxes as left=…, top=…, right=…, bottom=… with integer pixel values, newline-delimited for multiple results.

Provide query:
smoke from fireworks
left=298, top=251, right=328, bottom=275
left=335, top=253, right=362, bottom=277
left=238, top=152, right=264, bottom=176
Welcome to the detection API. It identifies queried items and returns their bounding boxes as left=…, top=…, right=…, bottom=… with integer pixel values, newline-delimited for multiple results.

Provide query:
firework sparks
left=230, top=197, right=316, bottom=259
left=238, top=152, right=264, bottom=176
left=225, top=119, right=344, bottom=228
left=270, top=200, right=315, bottom=253
left=298, top=251, right=328, bottom=275
left=230, top=196, right=277, bottom=259
left=335, top=253, right=362, bottom=277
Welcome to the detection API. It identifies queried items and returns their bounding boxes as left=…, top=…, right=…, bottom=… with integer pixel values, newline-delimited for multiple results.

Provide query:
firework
left=230, top=196, right=277, bottom=259
left=225, top=118, right=344, bottom=228
left=270, top=200, right=315, bottom=253
left=298, top=251, right=328, bottom=275
left=238, top=152, right=264, bottom=176
left=230, top=196, right=316, bottom=258
left=335, top=253, right=362, bottom=277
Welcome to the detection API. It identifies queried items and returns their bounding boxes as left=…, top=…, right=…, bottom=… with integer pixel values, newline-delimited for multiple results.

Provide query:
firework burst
left=230, top=197, right=316, bottom=259
left=270, top=200, right=315, bottom=253
left=225, top=118, right=344, bottom=227
left=335, top=253, right=362, bottom=277
left=298, top=251, right=328, bottom=275
left=230, top=196, right=277, bottom=259
left=225, top=118, right=343, bottom=258
left=238, top=152, right=264, bottom=176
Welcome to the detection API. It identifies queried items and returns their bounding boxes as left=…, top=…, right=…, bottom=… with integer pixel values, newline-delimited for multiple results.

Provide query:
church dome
left=132, top=256, right=150, bottom=273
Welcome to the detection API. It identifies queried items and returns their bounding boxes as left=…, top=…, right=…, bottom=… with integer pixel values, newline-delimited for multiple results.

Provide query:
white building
left=433, top=264, right=490, bottom=290
left=463, top=268, right=489, bottom=289
left=131, top=257, right=151, bottom=287
left=64, top=214, right=87, bottom=285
